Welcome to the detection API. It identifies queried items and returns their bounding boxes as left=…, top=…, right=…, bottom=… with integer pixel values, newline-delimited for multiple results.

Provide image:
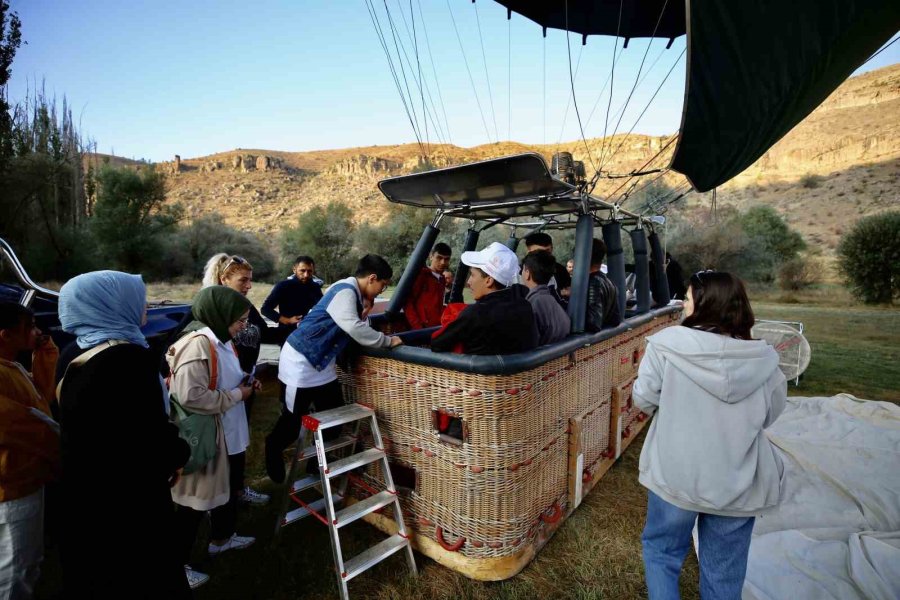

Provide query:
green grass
left=35, top=300, right=897, bottom=599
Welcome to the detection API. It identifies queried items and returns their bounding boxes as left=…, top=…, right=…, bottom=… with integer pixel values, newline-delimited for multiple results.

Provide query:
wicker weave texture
left=338, top=311, right=680, bottom=560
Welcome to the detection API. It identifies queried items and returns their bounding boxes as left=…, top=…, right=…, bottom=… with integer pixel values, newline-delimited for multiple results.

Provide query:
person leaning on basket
left=264, top=255, right=403, bottom=484
left=633, top=271, right=787, bottom=600
left=166, top=286, right=259, bottom=590
left=431, top=242, right=538, bottom=355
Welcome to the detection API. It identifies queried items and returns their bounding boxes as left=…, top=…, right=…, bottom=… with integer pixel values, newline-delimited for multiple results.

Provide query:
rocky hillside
left=155, top=63, right=899, bottom=252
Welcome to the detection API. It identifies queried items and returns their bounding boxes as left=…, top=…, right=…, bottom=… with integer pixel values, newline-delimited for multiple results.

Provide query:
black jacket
left=431, top=285, right=539, bottom=355
left=261, top=277, right=323, bottom=345
left=586, top=271, right=622, bottom=331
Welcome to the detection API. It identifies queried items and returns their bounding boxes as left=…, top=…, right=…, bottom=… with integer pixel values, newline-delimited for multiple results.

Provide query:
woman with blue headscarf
left=57, top=271, right=191, bottom=598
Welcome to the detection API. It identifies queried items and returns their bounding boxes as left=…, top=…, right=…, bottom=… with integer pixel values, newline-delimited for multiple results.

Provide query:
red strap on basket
left=435, top=526, right=465, bottom=552
left=540, top=502, right=563, bottom=524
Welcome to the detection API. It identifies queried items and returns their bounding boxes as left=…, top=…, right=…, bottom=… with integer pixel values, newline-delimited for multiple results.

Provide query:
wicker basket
left=337, top=308, right=681, bottom=580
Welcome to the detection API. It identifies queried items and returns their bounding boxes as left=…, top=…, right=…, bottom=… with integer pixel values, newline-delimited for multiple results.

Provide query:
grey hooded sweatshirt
left=633, top=326, right=787, bottom=517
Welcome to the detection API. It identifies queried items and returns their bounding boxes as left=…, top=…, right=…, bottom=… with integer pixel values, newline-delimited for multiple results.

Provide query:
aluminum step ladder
left=273, top=403, right=417, bottom=600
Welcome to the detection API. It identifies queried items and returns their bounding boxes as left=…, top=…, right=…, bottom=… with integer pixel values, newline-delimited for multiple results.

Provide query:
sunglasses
left=691, top=269, right=715, bottom=285
left=223, top=256, right=247, bottom=272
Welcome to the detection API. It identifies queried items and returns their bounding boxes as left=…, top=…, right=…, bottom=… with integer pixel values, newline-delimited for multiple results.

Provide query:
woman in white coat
left=633, top=271, right=787, bottom=600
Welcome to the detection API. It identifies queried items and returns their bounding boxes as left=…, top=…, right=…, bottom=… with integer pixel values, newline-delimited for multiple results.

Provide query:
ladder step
left=307, top=403, right=374, bottom=430
left=289, top=474, right=320, bottom=495
left=342, top=533, right=409, bottom=582
left=333, top=490, right=396, bottom=529
left=292, top=435, right=356, bottom=461
left=325, top=448, right=384, bottom=479
left=282, top=493, right=343, bottom=527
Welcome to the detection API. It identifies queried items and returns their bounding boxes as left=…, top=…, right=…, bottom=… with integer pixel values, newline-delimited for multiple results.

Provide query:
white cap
left=461, top=242, right=519, bottom=287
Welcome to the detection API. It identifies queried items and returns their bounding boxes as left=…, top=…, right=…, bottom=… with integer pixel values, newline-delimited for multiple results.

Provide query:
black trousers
left=266, top=379, right=344, bottom=469
left=174, top=451, right=245, bottom=564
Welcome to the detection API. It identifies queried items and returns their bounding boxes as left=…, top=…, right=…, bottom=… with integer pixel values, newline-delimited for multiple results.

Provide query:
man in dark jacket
left=432, top=242, right=538, bottom=355
left=261, top=255, right=323, bottom=346
left=586, top=238, right=622, bottom=331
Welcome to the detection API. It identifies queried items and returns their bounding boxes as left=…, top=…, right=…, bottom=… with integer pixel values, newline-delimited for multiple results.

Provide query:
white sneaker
left=185, top=565, right=210, bottom=589
left=239, top=486, right=270, bottom=506
left=208, top=533, right=256, bottom=556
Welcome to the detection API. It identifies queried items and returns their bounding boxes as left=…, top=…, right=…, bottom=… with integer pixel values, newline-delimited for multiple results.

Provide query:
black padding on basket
left=361, top=305, right=681, bottom=375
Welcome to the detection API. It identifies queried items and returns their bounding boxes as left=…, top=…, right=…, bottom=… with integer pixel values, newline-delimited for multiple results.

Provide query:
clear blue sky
left=7, top=1, right=899, bottom=162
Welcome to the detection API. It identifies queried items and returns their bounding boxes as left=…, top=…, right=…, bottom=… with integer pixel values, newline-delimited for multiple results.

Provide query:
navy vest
left=286, top=281, right=362, bottom=371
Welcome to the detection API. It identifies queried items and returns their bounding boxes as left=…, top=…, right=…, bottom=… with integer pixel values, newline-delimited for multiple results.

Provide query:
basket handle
left=435, top=526, right=465, bottom=552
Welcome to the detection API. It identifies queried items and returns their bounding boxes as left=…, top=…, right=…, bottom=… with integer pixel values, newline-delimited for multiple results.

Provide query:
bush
left=837, top=211, right=900, bottom=304
left=801, top=173, right=824, bottom=189
left=279, top=201, right=356, bottom=283
left=778, top=256, right=819, bottom=291
left=160, top=214, right=276, bottom=282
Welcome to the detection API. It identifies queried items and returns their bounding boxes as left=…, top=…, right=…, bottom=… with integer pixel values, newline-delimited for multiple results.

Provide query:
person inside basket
left=167, top=285, right=259, bottom=589
left=0, top=302, right=60, bottom=600
left=431, top=242, right=538, bottom=355
left=521, top=250, right=571, bottom=345
left=524, top=232, right=571, bottom=300
left=404, top=242, right=452, bottom=329
left=633, top=271, right=787, bottom=599
left=265, top=255, right=403, bottom=484
left=586, top=238, right=622, bottom=331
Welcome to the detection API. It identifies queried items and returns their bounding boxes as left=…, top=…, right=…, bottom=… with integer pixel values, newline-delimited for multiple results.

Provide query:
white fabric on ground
left=743, top=394, right=900, bottom=600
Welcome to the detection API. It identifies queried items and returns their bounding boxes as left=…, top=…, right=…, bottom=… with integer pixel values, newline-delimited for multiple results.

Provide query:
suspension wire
left=617, top=168, right=670, bottom=206
left=863, top=34, right=900, bottom=67
left=383, top=0, right=426, bottom=151
left=594, top=0, right=625, bottom=174
left=555, top=42, right=585, bottom=149
left=417, top=0, right=453, bottom=145
left=508, top=13, right=511, bottom=142
left=410, top=0, right=429, bottom=155
left=596, top=0, right=671, bottom=173
left=599, top=47, right=686, bottom=174
left=594, top=133, right=678, bottom=197
left=543, top=33, right=547, bottom=145
left=365, top=0, right=425, bottom=153
left=391, top=0, right=449, bottom=148
left=473, top=0, right=500, bottom=142
left=584, top=46, right=623, bottom=130
left=446, top=0, right=494, bottom=143
left=565, top=0, right=598, bottom=174
left=590, top=39, right=668, bottom=133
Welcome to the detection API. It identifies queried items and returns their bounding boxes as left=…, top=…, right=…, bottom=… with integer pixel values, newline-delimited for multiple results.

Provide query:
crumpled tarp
left=743, top=394, right=900, bottom=600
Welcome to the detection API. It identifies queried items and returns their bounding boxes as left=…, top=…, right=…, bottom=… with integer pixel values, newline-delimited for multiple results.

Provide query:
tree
left=0, top=0, right=22, bottom=171
left=279, top=201, right=356, bottom=283
left=90, top=166, right=183, bottom=274
left=161, top=214, right=276, bottom=281
left=837, top=211, right=900, bottom=304
left=737, top=205, right=805, bottom=264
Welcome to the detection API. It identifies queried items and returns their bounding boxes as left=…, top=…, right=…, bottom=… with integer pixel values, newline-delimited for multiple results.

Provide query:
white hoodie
left=633, top=326, right=787, bottom=516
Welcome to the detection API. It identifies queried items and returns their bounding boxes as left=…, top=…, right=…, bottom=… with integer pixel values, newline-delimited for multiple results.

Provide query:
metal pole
left=647, top=231, right=671, bottom=306
left=385, top=224, right=439, bottom=318
left=602, top=221, right=627, bottom=318
left=567, top=213, right=594, bottom=333
left=449, top=229, right=480, bottom=303
left=629, top=228, right=651, bottom=314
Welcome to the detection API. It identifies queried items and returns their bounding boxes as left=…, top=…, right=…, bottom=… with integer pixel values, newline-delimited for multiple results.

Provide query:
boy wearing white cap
left=431, top=242, right=538, bottom=355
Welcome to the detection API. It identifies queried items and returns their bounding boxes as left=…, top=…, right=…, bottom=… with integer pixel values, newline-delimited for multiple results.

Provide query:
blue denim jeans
left=641, top=491, right=755, bottom=600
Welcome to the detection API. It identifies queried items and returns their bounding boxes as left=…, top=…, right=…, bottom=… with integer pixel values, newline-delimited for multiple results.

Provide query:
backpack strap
left=167, top=331, right=234, bottom=391
left=56, top=340, right=128, bottom=402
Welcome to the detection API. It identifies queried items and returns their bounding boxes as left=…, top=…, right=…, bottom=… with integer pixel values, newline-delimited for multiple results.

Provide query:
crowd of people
left=0, top=232, right=786, bottom=600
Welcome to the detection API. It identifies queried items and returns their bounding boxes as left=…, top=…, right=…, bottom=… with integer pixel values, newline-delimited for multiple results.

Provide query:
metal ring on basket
left=435, top=526, right=466, bottom=551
